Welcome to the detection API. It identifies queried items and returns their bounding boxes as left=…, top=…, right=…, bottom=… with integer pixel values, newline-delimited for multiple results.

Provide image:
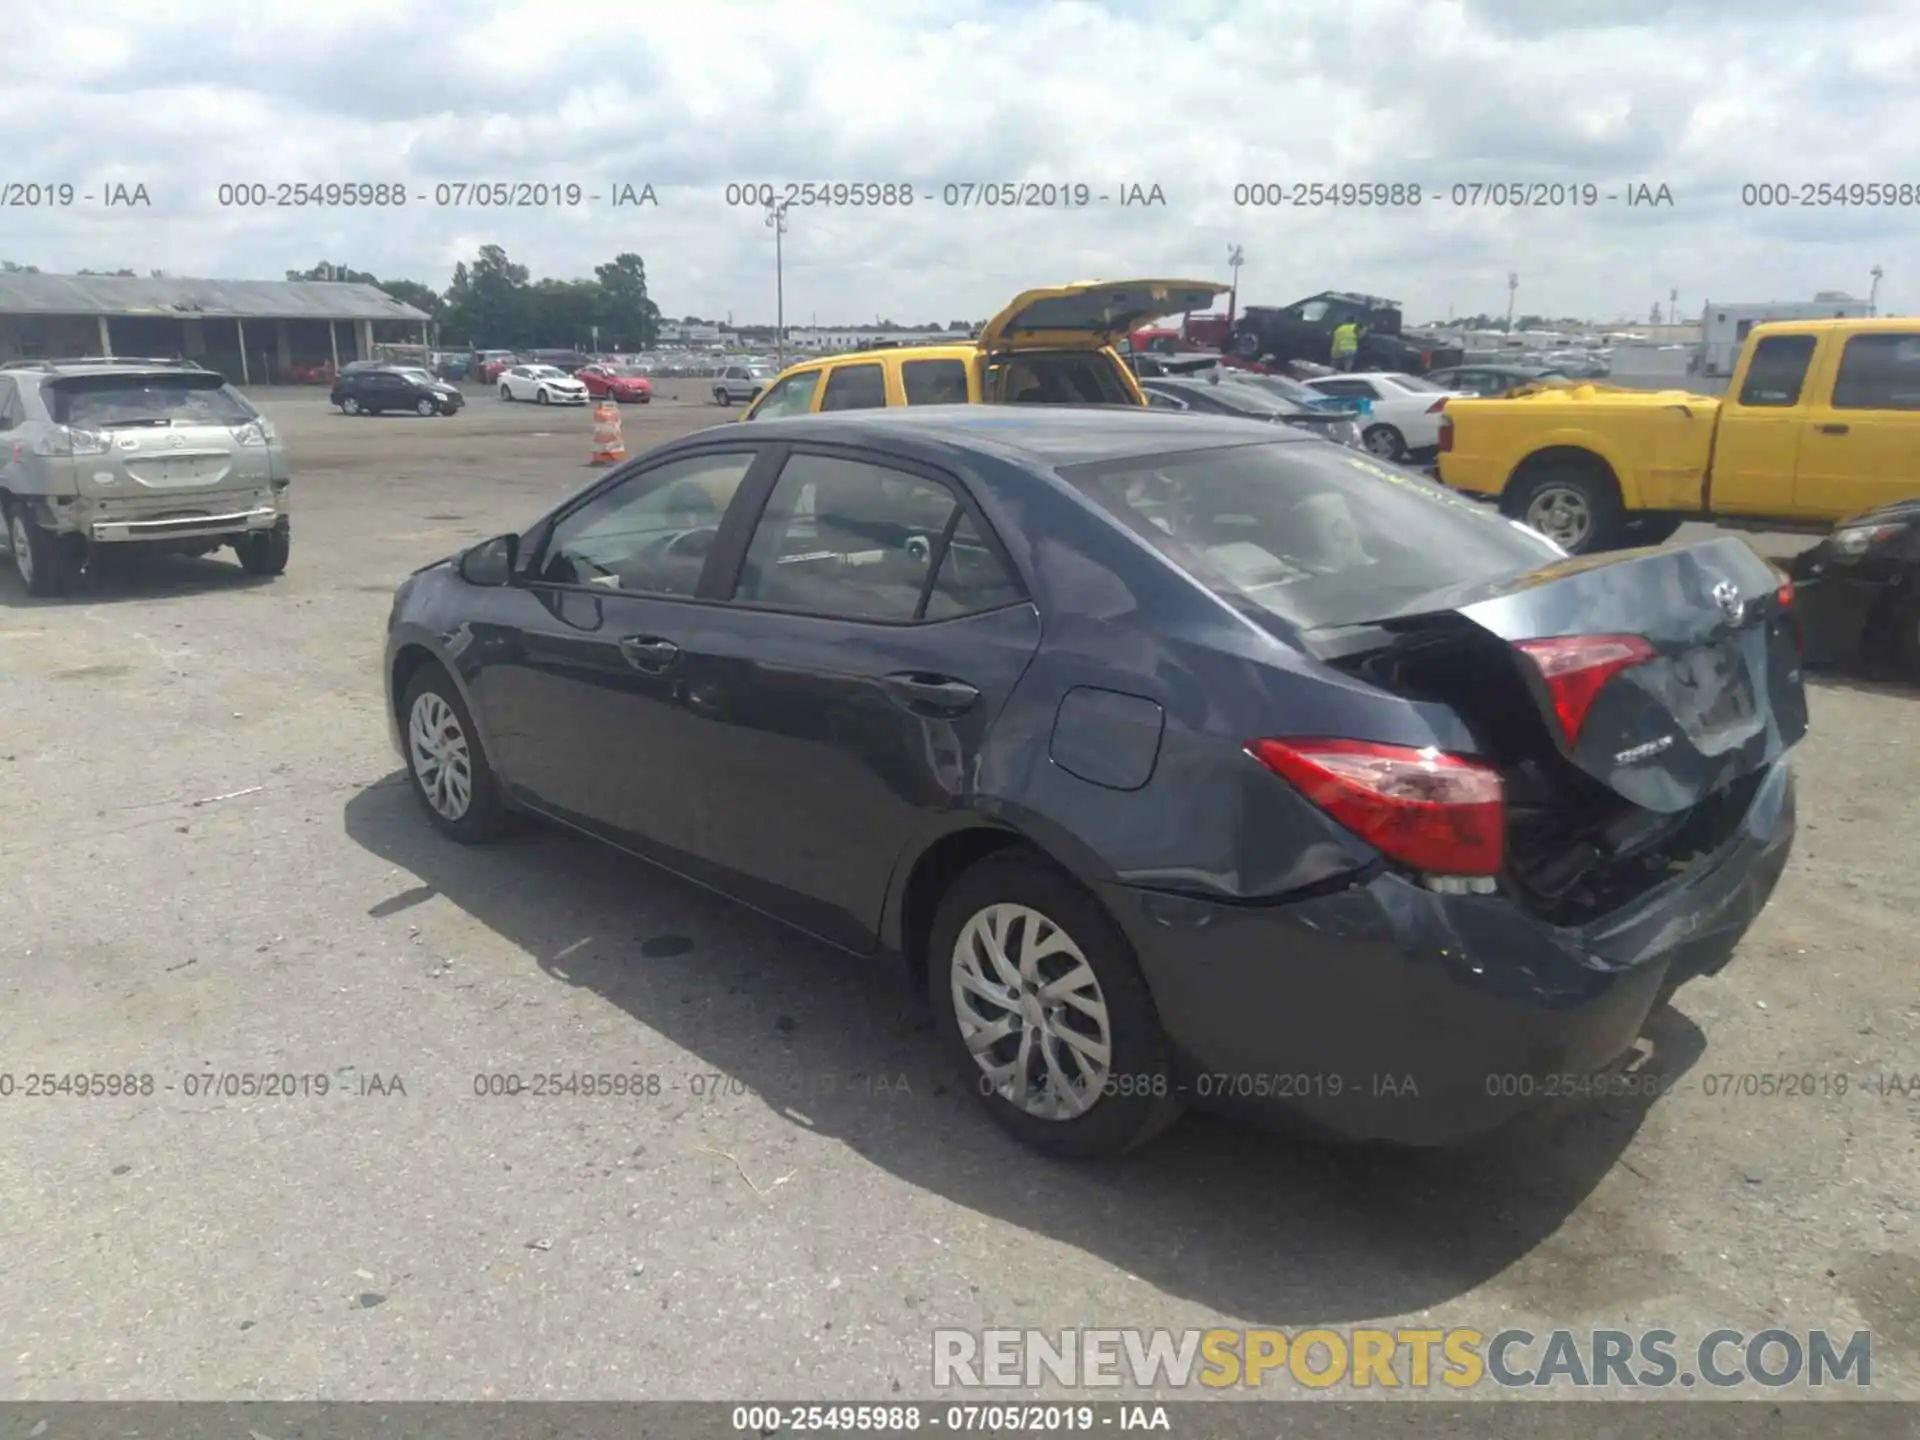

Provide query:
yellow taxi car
left=738, top=278, right=1229, bottom=421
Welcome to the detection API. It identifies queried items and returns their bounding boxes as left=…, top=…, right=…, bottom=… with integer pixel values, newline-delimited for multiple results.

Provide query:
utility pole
left=1226, top=244, right=1245, bottom=333
left=1870, top=265, right=1884, bottom=316
left=1506, top=273, right=1518, bottom=332
left=766, top=197, right=791, bottom=367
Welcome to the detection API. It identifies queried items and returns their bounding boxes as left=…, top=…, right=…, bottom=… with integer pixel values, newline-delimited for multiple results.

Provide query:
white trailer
left=1696, top=298, right=1871, bottom=376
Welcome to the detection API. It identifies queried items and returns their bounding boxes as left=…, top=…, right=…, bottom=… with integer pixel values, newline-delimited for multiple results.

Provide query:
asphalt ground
left=0, top=379, right=1915, bottom=1410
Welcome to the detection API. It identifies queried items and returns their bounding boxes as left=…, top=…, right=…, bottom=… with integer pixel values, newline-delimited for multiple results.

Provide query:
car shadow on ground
left=343, top=776, right=1707, bottom=1325
left=0, top=551, right=277, bottom=607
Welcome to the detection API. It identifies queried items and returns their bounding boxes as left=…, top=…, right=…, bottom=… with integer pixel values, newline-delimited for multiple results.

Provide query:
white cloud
left=0, top=0, right=1913, bottom=323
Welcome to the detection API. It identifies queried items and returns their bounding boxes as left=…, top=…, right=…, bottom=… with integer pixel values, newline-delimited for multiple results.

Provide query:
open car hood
left=980, top=278, right=1230, bottom=353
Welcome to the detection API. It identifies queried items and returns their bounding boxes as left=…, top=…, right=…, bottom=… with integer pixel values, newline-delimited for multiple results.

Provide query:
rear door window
left=901, top=359, right=969, bottom=405
left=1059, top=441, right=1562, bottom=632
left=734, top=453, right=978, bottom=621
left=1831, top=333, right=1920, bottom=410
left=1738, top=335, right=1816, bottom=406
left=49, top=374, right=256, bottom=428
left=819, top=363, right=888, bottom=411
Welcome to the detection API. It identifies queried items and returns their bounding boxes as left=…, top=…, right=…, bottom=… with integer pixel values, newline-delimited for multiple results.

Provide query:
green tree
left=593, top=252, right=661, bottom=349
left=444, top=245, right=531, bottom=347
left=1, top=261, right=40, bottom=273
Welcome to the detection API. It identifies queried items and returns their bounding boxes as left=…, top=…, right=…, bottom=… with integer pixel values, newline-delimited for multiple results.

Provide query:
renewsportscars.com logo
left=932, top=1327, right=1873, bottom=1391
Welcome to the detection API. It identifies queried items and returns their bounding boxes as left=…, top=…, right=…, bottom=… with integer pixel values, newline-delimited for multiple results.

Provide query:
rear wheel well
left=1504, top=447, right=1621, bottom=509
left=897, top=827, right=1043, bottom=989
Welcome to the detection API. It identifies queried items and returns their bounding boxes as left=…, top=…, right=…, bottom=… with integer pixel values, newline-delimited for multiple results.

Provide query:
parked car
left=1437, top=317, right=1920, bottom=556
left=1302, top=372, right=1467, bottom=460
left=1229, top=370, right=1375, bottom=421
left=331, top=366, right=464, bottom=416
left=0, top=356, right=290, bottom=595
left=498, top=364, right=589, bottom=405
left=712, top=363, right=779, bottom=405
left=1426, top=364, right=1571, bottom=398
left=742, top=278, right=1230, bottom=420
left=1542, top=350, right=1612, bottom=379
left=475, top=351, right=519, bottom=384
left=1139, top=375, right=1364, bottom=448
left=384, top=405, right=1805, bottom=1158
left=526, top=349, right=591, bottom=375
left=1229, top=292, right=1465, bottom=376
left=577, top=363, right=654, bottom=403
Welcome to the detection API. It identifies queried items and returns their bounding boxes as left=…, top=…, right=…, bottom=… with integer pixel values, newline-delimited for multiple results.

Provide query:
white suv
left=712, top=364, right=775, bottom=406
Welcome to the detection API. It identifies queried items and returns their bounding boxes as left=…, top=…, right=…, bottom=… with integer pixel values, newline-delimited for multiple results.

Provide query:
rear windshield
left=1381, top=373, right=1444, bottom=392
left=50, top=374, right=257, bottom=429
left=1060, top=441, right=1563, bottom=631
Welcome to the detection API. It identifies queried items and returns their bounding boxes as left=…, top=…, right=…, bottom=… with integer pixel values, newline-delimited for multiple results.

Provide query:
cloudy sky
left=1, top=0, right=1914, bottom=326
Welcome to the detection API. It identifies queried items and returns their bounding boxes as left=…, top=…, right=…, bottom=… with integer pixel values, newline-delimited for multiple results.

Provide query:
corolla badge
left=1615, top=735, right=1675, bottom=764
left=1712, top=579, right=1744, bottom=623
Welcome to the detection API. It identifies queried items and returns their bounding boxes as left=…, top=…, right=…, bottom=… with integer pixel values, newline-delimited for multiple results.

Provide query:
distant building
left=784, top=327, right=956, bottom=353
left=0, top=272, right=428, bottom=382
left=659, top=322, right=724, bottom=344
left=1696, top=295, right=1872, bottom=376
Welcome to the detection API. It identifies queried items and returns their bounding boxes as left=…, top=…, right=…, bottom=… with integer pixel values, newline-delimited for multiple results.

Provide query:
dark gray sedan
left=382, top=407, right=1806, bottom=1158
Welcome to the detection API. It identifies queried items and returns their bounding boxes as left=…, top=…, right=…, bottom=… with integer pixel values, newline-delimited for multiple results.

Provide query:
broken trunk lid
left=1305, top=537, right=1809, bottom=814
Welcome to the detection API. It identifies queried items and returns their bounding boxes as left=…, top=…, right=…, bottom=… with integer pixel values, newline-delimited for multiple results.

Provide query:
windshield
left=399, top=369, right=435, bottom=384
left=747, top=366, right=776, bottom=378
left=610, top=366, right=649, bottom=378
left=1381, top=373, right=1445, bottom=392
left=1060, top=441, right=1563, bottom=631
left=527, top=366, right=567, bottom=379
left=51, top=375, right=258, bottom=429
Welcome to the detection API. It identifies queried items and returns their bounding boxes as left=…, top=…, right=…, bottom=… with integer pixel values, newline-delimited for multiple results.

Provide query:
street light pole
left=1506, top=272, right=1518, bottom=332
left=1226, top=244, right=1244, bottom=334
left=766, top=198, right=791, bottom=367
left=1870, top=265, right=1884, bottom=316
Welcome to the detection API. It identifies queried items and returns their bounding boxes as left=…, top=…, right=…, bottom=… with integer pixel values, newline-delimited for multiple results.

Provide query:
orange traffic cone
left=590, top=399, right=627, bottom=465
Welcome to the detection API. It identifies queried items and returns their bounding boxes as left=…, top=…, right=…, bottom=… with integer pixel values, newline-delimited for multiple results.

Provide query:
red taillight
left=1513, top=635, right=1656, bottom=745
left=1437, top=415, right=1454, bottom=452
left=1777, top=579, right=1794, bottom=609
left=1426, top=398, right=1448, bottom=414
left=1247, top=738, right=1505, bottom=876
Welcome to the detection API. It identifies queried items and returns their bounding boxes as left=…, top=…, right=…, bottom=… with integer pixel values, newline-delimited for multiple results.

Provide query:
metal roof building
left=0, top=273, right=432, bottom=385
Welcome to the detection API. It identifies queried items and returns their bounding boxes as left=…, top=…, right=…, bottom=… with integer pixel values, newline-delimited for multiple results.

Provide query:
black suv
left=331, top=366, right=464, bottom=416
left=1229, top=292, right=1464, bottom=375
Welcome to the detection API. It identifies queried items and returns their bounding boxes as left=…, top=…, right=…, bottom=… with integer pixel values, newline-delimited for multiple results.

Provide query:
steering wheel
left=653, top=526, right=719, bottom=560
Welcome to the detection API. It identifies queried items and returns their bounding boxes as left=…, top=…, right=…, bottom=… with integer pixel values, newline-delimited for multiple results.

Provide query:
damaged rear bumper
left=1104, top=758, right=1796, bottom=1145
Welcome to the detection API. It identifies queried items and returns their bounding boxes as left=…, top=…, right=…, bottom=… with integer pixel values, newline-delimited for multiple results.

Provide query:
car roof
left=701, top=403, right=1306, bottom=467
left=779, top=344, right=981, bottom=374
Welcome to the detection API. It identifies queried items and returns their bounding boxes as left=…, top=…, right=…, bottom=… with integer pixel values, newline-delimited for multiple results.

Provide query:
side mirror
left=458, top=533, right=518, bottom=586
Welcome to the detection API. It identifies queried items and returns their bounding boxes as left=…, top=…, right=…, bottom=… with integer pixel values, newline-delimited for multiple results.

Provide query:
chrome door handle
left=618, top=636, right=680, bottom=672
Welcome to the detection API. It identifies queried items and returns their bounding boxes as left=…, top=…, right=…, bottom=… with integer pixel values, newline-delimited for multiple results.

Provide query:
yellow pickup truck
left=1436, top=317, right=1920, bottom=555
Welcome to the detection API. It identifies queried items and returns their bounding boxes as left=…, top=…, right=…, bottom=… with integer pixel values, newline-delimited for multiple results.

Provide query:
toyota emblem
left=1712, top=579, right=1743, bottom=622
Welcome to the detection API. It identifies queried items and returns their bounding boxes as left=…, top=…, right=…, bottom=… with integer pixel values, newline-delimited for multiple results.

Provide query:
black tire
left=535, top=388, right=550, bottom=405
left=928, top=854, right=1184, bottom=1159
left=1621, top=514, right=1685, bottom=546
left=714, top=388, right=731, bottom=406
left=341, top=396, right=362, bottom=416
left=499, top=385, right=513, bottom=402
left=234, top=524, right=290, bottom=576
left=1884, top=585, right=1920, bottom=683
left=415, top=397, right=436, bottom=416
left=5, top=504, right=78, bottom=597
left=399, top=664, right=511, bottom=843
left=1361, top=424, right=1405, bottom=459
left=1502, top=464, right=1625, bottom=554
left=1232, top=331, right=1261, bottom=359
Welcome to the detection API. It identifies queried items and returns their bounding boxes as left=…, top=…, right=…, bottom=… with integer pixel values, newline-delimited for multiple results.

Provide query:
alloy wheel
left=1363, top=425, right=1402, bottom=458
left=950, top=903, right=1113, bottom=1121
left=408, top=691, right=473, bottom=821
left=1525, top=485, right=1594, bottom=550
left=10, top=515, right=32, bottom=587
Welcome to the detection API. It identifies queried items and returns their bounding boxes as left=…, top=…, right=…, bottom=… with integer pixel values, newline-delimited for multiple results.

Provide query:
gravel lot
left=1, top=381, right=1915, bottom=1406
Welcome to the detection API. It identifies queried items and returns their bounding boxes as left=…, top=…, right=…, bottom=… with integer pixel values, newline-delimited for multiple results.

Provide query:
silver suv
left=0, top=358, right=291, bottom=596
left=711, top=363, right=776, bottom=405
